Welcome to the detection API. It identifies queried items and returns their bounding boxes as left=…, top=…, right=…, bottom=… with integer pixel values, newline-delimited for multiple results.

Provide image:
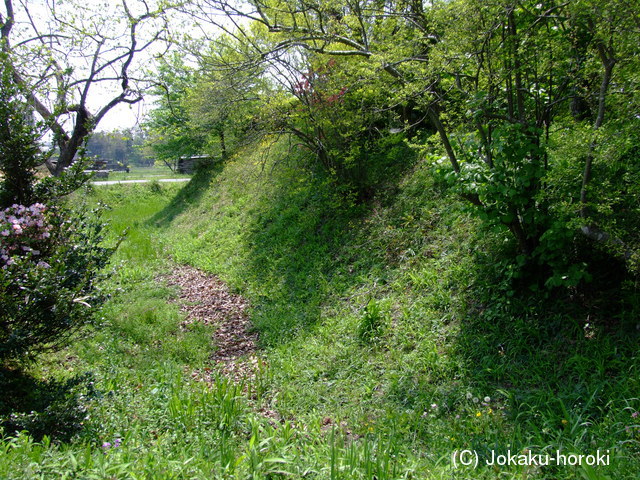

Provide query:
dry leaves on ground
left=164, top=265, right=259, bottom=382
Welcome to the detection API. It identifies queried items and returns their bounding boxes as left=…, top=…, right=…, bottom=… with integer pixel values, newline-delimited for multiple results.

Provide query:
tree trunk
left=580, top=43, right=615, bottom=217
left=46, top=109, right=93, bottom=176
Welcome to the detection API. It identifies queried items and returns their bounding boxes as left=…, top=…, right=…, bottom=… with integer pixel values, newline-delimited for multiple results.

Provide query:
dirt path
left=164, top=265, right=259, bottom=382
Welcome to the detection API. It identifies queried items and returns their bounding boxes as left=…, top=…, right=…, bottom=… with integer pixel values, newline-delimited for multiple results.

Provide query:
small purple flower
left=632, top=411, right=639, bottom=419
left=114, top=438, right=122, bottom=448
left=102, top=442, right=111, bottom=449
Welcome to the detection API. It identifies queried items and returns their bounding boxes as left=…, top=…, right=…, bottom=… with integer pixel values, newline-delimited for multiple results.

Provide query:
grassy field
left=99, top=164, right=192, bottom=182
left=1, top=140, right=638, bottom=479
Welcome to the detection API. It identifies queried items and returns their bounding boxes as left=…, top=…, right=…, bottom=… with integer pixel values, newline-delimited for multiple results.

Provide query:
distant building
left=177, top=155, right=215, bottom=174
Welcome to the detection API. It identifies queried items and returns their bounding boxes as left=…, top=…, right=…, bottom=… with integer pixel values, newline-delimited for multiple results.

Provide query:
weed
left=357, top=300, right=388, bottom=344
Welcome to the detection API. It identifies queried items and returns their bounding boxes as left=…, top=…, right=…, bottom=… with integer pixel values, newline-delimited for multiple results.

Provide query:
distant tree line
left=85, top=129, right=151, bottom=168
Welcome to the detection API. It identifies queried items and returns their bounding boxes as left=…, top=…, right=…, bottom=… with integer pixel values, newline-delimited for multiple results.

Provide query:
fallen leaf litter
left=162, top=265, right=357, bottom=435
left=164, top=265, right=259, bottom=382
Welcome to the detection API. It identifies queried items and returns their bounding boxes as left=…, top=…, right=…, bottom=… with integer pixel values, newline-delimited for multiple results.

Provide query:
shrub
left=0, top=54, right=46, bottom=208
left=0, top=202, right=115, bottom=362
left=0, top=53, right=113, bottom=365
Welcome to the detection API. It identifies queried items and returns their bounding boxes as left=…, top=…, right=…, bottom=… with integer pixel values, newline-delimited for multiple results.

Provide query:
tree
left=426, top=0, right=639, bottom=279
left=143, top=53, right=207, bottom=171
left=262, top=52, right=405, bottom=197
left=143, top=33, right=266, bottom=168
left=185, top=35, right=266, bottom=160
left=186, top=0, right=640, bottom=282
left=0, top=53, right=43, bottom=207
left=0, top=0, right=176, bottom=176
left=184, top=3, right=412, bottom=195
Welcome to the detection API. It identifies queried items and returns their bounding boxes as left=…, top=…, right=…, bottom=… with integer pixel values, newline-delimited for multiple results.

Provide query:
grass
left=98, top=164, right=192, bottom=182
left=1, top=139, right=639, bottom=478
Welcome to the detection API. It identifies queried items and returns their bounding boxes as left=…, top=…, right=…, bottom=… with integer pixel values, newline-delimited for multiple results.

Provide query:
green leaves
left=0, top=55, right=44, bottom=208
left=0, top=202, right=115, bottom=362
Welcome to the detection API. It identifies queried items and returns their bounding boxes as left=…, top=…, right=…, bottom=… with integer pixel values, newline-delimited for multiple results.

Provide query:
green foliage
left=0, top=55, right=45, bottom=208
left=265, top=55, right=416, bottom=199
left=357, top=300, right=388, bottom=345
left=0, top=56, right=115, bottom=364
left=185, top=36, right=266, bottom=160
left=143, top=54, right=207, bottom=170
left=0, top=203, right=115, bottom=362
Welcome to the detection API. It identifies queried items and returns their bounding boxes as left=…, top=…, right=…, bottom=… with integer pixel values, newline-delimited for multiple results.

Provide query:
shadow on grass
left=455, top=251, right=640, bottom=448
left=148, top=162, right=225, bottom=228
left=238, top=150, right=416, bottom=347
left=240, top=171, right=371, bottom=345
left=0, top=368, right=98, bottom=442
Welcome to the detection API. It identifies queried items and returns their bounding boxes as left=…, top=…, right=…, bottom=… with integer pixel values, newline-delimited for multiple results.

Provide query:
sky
left=95, top=97, right=150, bottom=133
left=3, top=0, right=181, bottom=133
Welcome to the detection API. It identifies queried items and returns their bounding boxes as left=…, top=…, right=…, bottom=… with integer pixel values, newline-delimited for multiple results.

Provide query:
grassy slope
left=1, top=139, right=638, bottom=479
left=160, top=138, right=640, bottom=477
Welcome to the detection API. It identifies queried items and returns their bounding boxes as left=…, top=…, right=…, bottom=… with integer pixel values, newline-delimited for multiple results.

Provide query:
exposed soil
left=163, top=265, right=357, bottom=434
left=164, top=265, right=259, bottom=382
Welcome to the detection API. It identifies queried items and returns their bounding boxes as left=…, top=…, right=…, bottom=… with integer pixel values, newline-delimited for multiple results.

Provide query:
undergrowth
left=1, top=140, right=638, bottom=478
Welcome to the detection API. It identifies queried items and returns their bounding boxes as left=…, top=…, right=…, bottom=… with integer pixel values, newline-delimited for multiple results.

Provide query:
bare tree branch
left=2, top=0, right=176, bottom=175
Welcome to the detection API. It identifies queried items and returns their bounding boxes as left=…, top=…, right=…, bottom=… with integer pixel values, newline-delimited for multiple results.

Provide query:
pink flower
left=0, top=230, right=9, bottom=236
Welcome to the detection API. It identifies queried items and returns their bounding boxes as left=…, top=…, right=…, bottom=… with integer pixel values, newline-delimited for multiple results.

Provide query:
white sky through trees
left=2, top=0, right=186, bottom=133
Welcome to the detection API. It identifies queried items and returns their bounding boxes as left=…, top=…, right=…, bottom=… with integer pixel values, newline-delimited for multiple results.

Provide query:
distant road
left=92, top=178, right=191, bottom=186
